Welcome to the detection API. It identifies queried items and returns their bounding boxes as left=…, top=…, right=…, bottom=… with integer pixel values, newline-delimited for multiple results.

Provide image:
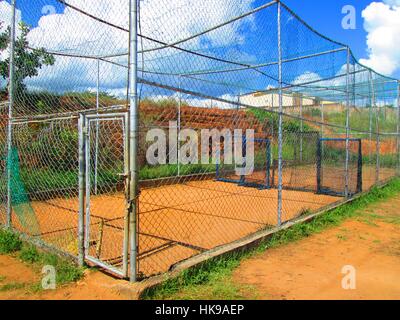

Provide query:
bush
left=19, top=244, right=40, bottom=263
left=0, top=229, right=22, bottom=254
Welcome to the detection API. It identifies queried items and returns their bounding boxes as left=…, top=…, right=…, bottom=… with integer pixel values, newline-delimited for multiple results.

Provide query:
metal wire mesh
left=11, top=117, right=79, bottom=253
left=0, top=0, right=399, bottom=280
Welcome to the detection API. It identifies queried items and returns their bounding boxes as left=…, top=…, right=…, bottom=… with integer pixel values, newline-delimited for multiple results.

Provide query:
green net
left=7, top=147, right=40, bottom=236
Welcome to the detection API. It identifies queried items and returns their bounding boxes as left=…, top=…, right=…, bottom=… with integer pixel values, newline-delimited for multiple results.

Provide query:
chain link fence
left=0, top=0, right=399, bottom=281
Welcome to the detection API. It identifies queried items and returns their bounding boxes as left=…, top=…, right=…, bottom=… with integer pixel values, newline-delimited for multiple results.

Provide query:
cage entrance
left=82, top=113, right=129, bottom=277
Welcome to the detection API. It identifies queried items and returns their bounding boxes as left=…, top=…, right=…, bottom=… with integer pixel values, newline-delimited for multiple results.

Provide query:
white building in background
left=239, top=90, right=339, bottom=111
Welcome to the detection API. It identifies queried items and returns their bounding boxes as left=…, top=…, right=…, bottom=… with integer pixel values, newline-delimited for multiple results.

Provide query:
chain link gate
left=80, top=113, right=130, bottom=278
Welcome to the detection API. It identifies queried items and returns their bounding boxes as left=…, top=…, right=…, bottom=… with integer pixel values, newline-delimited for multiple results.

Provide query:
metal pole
left=344, top=47, right=351, bottom=198
left=78, top=114, right=85, bottom=267
left=177, top=75, right=181, bottom=177
left=300, top=96, right=303, bottom=162
left=368, top=72, right=373, bottom=164
left=6, top=0, right=17, bottom=229
left=320, top=102, right=324, bottom=160
left=128, top=0, right=139, bottom=283
left=277, top=1, right=283, bottom=226
left=122, top=114, right=129, bottom=277
left=370, top=73, right=379, bottom=184
left=94, top=59, right=100, bottom=195
left=320, top=102, right=324, bottom=138
left=397, top=81, right=400, bottom=175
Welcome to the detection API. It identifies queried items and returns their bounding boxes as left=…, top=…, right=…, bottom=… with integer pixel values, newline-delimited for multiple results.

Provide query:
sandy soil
left=0, top=256, right=136, bottom=300
left=233, top=196, right=400, bottom=300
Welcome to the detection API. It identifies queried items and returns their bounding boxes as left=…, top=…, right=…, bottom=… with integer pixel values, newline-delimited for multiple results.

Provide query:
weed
left=19, top=245, right=41, bottom=263
left=41, top=253, right=84, bottom=285
left=0, top=229, right=22, bottom=254
left=0, top=282, right=26, bottom=292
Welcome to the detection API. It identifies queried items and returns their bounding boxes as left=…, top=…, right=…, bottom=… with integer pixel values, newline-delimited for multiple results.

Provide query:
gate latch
left=118, top=172, right=130, bottom=180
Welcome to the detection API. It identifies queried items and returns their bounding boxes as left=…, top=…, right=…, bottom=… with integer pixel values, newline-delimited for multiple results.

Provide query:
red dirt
left=233, top=196, right=400, bottom=300
left=1, top=189, right=399, bottom=300
left=304, top=115, right=398, bottom=156
left=25, top=179, right=340, bottom=278
left=5, top=166, right=396, bottom=279
left=0, top=255, right=135, bottom=300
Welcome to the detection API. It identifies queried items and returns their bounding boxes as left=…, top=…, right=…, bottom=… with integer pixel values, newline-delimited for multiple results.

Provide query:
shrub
left=19, top=244, right=40, bottom=263
left=0, top=229, right=22, bottom=254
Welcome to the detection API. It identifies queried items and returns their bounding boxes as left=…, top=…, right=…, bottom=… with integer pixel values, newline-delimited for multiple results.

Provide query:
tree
left=0, top=21, right=55, bottom=96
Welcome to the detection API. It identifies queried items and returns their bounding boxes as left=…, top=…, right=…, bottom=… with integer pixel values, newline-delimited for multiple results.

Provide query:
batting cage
left=0, top=0, right=399, bottom=281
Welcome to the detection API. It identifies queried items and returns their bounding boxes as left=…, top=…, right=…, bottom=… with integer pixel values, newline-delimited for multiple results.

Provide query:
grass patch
left=0, top=282, right=26, bottom=292
left=0, top=229, right=22, bottom=254
left=0, top=231, right=84, bottom=292
left=142, top=252, right=256, bottom=300
left=41, top=253, right=84, bottom=285
left=18, top=244, right=84, bottom=286
left=19, top=244, right=41, bottom=263
left=143, top=178, right=400, bottom=300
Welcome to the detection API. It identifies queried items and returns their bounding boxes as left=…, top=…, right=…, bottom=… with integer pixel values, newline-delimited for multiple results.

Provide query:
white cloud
left=359, top=1, right=400, bottom=76
left=0, top=1, right=22, bottom=90
left=1, top=0, right=256, bottom=96
left=291, top=63, right=370, bottom=102
left=383, top=0, right=400, bottom=7
left=144, top=92, right=238, bottom=110
left=0, top=1, right=22, bottom=62
left=293, top=71, right=322, bottom=85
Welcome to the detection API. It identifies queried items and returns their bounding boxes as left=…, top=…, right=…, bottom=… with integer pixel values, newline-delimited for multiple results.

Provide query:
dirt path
left=0, top=256, right=138, bottom=300
left=233, top=196, right=400, bottom=300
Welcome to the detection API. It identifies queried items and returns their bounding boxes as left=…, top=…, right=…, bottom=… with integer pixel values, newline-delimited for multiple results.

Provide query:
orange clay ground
left=0, top=185, right=399, bottom=300
left=1, top=165, right=396, bottom=279
left=232, top=195, right=400, bottom=300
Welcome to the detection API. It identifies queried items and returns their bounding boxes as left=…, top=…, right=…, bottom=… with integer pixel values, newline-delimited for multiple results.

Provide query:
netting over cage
left=0, top=0, right=399, bottom=280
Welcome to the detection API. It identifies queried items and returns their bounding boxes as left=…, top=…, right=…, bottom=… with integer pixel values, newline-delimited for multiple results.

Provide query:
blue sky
left=14, top=0, right=398, bottom=78
left=2, top=0, right=398, bottom=100
left=282, top=0, right=380, bottom=71
left=14, top=0, right=64, bottom=26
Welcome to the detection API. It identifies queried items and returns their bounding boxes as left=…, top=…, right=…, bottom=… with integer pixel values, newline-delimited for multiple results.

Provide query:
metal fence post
left=177, top=75, right=181, bottom=177
left=344, top=47, right=351, bottom=198
left=277, top=1, right=283, bottom=226
left=6, top=0, right=17, bottom=229
left=369, top=72, right=373, bottom=163
left=78, top=114, right=86, bottom=267
left=300, top=96, right=303, bottom=162
left=128, top=0, right=139, bottom=283
left=370, top=72, right=380, bottom=184
left=397, top=80, right=400, bottom=175
left=94, top=59, right=100, bottom=195
left=320, top=102, right=324, bottom=138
